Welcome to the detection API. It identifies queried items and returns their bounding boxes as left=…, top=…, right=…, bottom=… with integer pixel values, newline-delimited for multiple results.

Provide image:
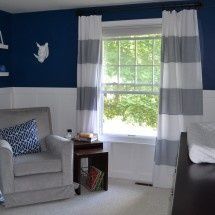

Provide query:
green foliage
left=103, top=35, right=161, bottom=129
left=104, top=94, right=159, bottom=128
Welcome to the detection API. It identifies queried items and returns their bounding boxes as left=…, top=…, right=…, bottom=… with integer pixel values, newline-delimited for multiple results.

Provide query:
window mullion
left=118, top=40, right=120, bottom=87
left=103, top=90, right=159, bottom=95
left=135, top=39, right=137, bottom=90
left=152, top=38, right=154, bottom=92
left=104, top=36, right=161, bottom=41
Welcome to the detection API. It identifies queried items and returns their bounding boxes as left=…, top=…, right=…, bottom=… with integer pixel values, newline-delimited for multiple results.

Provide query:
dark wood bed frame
left=171, top=132, right=215, bottom=215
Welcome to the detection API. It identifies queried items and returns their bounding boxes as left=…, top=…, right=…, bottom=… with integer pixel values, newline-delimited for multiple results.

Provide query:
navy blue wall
left=0, top=10, right=11, bottom=87
left=10, top=4, right=163, bottom=88
left=11, top=10, right=78, bottom=87
left=6, top=0, right=215, bottom=90
left=198, top=0, right=215, bottom=90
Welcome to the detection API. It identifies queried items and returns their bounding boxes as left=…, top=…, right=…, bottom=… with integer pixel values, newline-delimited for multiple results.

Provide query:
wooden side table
left=73, top=140, right=103, bottom=150
left=73, top=141, right=108, bottom=195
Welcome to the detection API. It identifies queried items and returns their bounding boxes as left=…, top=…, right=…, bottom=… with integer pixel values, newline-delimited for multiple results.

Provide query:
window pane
left=137, top=66, right=153, bottom=84
left=103, top=94, right=159, bottom=136
left=124, top=84, right=135, bottom=92
left=153, top=66, right=160, bottom=85
left=104, top=66, right=118, bottom=83
left=134, top=85, right=153, bottom=92
left=153, top=39, right=161, bottom=65
left=104, top=84, right=115, bottom=91
left=120, top=66, right=135, bottom=84
left=153, top=86, right=160, bottom=93
left=136, top=39, right=153, bottom=65
left=104, top=84, right=135, bottom=92
left=103, top=40, right=118, bottom=65
left=120, top=40, right=135, bottom=65
left=102, top=35, right=161, bottom=136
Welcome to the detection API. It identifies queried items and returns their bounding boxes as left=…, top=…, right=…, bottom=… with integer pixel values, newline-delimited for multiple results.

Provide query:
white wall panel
left=109, top=142, right=155, bottom=183
left=2, top=88, right=215, bottom=183
left=13, top=88, right=77, bottom=136
left=203, top=90, right=215, bottom=122
left=0, top=87, right=13, bottom=109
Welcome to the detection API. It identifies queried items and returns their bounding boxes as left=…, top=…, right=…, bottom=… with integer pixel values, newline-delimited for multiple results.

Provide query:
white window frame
left=100, top=19, right=162, bottom=144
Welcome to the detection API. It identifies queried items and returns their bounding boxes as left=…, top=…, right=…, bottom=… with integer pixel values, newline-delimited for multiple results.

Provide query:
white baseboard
left=110, top=170, right=153, bottom=184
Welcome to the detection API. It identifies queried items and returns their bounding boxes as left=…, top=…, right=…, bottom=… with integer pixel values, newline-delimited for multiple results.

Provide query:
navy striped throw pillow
left=0, top=119, right=41, bottom=156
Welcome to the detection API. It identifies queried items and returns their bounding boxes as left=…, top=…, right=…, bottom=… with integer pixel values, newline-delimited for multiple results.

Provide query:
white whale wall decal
left=34, top=42, right=49, bottom=63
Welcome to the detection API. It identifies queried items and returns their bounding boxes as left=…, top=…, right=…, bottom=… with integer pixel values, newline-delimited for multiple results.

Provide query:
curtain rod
left=76, top=1, right=203, bottom=16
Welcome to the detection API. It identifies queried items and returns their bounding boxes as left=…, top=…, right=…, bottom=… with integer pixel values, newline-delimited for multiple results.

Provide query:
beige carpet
left=0, top=179, right=171, bottom=215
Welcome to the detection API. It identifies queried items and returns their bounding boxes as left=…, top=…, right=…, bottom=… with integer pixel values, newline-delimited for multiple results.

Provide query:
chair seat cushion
left=14, top=152, right=62, bottom=177
left=14, top=172, right=63, bottom=192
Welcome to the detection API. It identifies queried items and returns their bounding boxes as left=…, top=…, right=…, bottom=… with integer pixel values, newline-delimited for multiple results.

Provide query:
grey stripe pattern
left=154, top=10, right=203, bottom=171
left=78, top=40, right=100, bottom=64
left=161, top=36, right=201, bottom=63
left=159, top=88, right=203, bottom=115
left=155, top=139, right=179, bottom=166
left=76, top=16, right=102, bottom=133
left=77, top=87, right=97, bottom=111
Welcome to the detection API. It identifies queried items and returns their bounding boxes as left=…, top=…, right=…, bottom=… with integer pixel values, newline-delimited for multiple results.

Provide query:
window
left=101, top=20, right=161, bottom=138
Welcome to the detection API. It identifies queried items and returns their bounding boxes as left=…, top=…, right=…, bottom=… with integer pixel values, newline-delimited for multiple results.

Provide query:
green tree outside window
left=103, top=35, right=161, bottom=131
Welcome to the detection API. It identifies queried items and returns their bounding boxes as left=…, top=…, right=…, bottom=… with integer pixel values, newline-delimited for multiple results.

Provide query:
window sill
left=100, top=134, right=156, bottom=146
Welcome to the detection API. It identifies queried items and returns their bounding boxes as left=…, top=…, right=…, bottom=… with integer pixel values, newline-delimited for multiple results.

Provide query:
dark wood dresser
left=171, top=132, right=215, bottom=215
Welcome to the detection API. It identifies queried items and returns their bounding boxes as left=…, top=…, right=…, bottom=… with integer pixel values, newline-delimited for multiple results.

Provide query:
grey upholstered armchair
left=0, top=107, right=74, bottom=207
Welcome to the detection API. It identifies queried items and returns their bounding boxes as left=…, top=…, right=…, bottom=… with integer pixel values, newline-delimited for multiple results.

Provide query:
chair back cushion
left=0, top=119, right=41, bottom=156
left=0, top=107, right=52, bottom=146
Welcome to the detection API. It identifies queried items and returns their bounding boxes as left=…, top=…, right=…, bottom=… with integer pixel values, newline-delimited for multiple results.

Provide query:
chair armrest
left=45, top=135, right=72, bottom=155
left=45, top=135, right=73, bottom=185
left=0, top=140, right=14, bottom=194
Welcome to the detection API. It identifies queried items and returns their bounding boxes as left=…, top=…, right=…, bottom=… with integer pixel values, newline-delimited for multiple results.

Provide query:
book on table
left=75, top=133, right=98, bottom=143
left=95, top=172, right=104, bottom=191
left=86, top=166, right=104, bottom=191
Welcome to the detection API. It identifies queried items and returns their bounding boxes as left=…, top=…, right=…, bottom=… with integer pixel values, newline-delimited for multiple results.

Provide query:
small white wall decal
left=34, top=42, right=49, bottom=63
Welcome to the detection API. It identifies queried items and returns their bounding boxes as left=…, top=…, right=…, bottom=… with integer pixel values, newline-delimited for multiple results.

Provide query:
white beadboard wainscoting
left=0, top=87, right=13, bottom=109
left=105, top=141, right=155, bottom=183
left=0, top=87, right=215, bottom=183
left=203, top=90, right=215, bottom=122
left=12, top=88, right=77, bottom=136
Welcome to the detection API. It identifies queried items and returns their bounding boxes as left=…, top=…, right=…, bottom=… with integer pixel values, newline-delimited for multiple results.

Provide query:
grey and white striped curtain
left=76, top=16, right=102, bottom=133
left=153, top=10, right=203, bottom=188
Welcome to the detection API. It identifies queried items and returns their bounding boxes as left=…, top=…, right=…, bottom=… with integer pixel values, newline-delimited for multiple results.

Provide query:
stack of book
left=86, top=166, right=104, bottom=191
left=75, top=133, right=98, bottom=143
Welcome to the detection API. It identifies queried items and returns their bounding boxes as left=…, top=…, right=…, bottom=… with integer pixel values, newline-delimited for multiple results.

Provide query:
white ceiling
left=0, top=0, right=180, bottom=14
